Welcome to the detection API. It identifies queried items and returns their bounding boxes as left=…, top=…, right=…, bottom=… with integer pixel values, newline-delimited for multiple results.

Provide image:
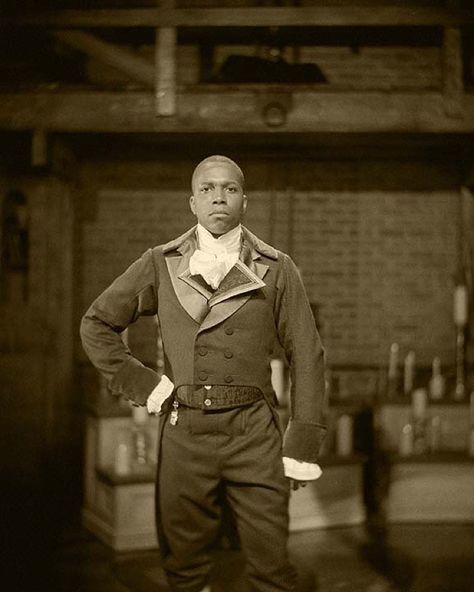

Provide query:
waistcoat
left=152, top=229, right=280, bottom=398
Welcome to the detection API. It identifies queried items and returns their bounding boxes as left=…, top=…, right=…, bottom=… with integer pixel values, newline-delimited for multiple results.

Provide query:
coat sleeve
left=80, top=248, right=159, bottom=405
left=274, top=253, right=327, bottom=462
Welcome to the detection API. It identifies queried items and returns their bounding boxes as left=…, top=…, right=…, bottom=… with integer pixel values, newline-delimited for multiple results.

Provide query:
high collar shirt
left=189, top=224, right=242, bottom=289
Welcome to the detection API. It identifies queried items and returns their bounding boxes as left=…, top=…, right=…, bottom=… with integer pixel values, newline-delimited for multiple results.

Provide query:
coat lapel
left=208, top=260, right=266, bottom=307
left=198, top=232, right=270, bottom=333
left=164, top=225, right=275, bottom=332
left=198, top=265, right=266, bottom=333
left=165, top=230, right=210, bottom=324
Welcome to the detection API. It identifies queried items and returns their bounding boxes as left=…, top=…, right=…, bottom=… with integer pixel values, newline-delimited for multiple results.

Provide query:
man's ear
left=243, top=194, right=248, bottom=214
left=189, top=194, right=196, bottom=215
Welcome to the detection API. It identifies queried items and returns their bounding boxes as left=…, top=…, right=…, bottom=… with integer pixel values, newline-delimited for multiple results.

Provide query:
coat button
left=198, top=346, right=208, bottom=356
left=224, top=375, right=234, bottom=383
left=204, top=398, right=212, bottom=407
left=225, top=327, right=234, bottom=335
left=224, top=349, right=233, bottom=359
left=198, top=371, right=208, bottom=381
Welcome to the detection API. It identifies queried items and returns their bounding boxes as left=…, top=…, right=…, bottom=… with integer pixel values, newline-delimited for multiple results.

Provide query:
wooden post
left=155, top=0, right=177, bottom=116
left=41, top=177, right=75, bottom=461
left=442, top=27, right=463, bottom=118
left=460, top=186, right=474, bottom=366
left=32, top=128, right=48, bottom=167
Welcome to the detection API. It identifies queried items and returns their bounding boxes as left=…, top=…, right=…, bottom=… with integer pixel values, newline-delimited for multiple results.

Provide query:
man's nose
left=213, top=187, right=226, bottom=202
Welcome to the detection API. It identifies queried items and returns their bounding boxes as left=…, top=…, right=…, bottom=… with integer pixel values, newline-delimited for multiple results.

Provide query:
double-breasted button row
left=198, top=374, right=233, bottom=384
left=198, top=347, right=233, bottom=359
left=198, top=374, right=233, bottom=382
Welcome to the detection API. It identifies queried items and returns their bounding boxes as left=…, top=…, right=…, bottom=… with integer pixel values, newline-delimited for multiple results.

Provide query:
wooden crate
left=386, top=454, right=474, bottom=523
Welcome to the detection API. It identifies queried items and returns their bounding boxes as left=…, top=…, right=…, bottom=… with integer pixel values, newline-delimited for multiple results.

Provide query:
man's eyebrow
left=199, top=180, right=240, bottom=186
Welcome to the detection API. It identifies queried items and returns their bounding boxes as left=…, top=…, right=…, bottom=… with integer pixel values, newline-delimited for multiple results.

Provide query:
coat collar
left=162, top=225, right=278, bottom=261
left=163, top=225, right=278, bottom=330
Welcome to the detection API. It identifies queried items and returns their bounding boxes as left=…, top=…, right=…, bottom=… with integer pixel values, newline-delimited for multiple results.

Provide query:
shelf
left=390, top=452, right=474, bottom=464
left=97, top=465, right=157, bottom=486
left=380, top=399, right=470, bottom=407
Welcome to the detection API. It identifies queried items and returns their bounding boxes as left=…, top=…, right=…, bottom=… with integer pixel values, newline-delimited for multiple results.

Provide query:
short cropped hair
left=191, top=155, right=245, bottom=192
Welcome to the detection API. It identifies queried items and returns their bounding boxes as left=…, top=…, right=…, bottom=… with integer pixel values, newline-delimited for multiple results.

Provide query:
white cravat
left=189, top=224, right=241, bottom=289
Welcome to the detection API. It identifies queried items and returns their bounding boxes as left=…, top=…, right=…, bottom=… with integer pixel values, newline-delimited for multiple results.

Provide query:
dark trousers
left=158, top=399, right=296, bottom=592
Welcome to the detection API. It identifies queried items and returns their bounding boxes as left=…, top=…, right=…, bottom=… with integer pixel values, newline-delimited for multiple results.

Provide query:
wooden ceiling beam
left=2, top=7, right=473, bottom=29
left=53, top=31, right=155, bottom=87
left=1, top=91, right=473, bottom=133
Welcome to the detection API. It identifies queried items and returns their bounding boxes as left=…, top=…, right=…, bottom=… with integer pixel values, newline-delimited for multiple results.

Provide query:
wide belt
left=176, top=384, right=263, bottom=410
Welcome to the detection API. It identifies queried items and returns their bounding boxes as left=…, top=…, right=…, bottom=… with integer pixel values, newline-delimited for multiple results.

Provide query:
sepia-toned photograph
left=0, top=2, right=473, bottom=591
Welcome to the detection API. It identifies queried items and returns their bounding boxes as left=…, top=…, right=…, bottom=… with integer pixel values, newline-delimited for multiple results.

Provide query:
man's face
left=189, top=162, right=247, bottom=236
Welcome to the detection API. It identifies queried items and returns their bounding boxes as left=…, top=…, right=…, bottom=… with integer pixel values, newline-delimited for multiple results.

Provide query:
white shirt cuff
left=283, top=457, right=322, bottom=481
left=146, top=375, right=174, bottom=414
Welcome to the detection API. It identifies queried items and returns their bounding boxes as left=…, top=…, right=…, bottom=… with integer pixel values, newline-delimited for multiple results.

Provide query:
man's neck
left=196, top=223, right=241, bottom=255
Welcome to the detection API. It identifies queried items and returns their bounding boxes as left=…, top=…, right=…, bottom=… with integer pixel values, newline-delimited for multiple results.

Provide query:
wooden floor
left=43, top=523, right=474, bottom=592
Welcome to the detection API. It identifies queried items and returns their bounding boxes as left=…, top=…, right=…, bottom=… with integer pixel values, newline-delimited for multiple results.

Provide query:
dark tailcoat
left=80, top=225, right=327, bottom=463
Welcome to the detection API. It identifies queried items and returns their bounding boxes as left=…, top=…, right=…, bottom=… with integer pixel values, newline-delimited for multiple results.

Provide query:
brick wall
left=298, top=46, right=441, bottom=90
left=79, top=158, right=460, bottom=371
left=293, top=189, right=457, bottom=366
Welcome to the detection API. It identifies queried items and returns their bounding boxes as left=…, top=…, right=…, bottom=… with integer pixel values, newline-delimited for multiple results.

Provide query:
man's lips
left=210, top=211, right=229, bottom=216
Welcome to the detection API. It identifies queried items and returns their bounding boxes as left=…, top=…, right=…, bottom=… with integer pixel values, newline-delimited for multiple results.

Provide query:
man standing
left=80, top=155, right=327, bottom=592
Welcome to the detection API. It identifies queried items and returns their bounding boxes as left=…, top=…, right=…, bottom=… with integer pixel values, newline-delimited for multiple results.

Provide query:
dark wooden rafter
left=2, top=7, right=474, bottom=28
left=1, top=4, right=473, bottom=128
left=1, top=91, right=474, bottom=133
left=53, top=30, right=155, bottom=87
